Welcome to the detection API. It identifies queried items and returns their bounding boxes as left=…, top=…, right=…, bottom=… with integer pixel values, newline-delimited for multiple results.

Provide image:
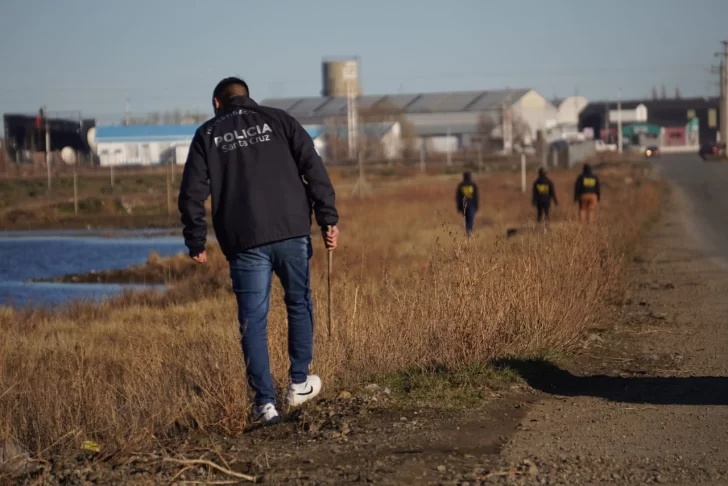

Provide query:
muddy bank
left=7, top=375, right=535, bottom=485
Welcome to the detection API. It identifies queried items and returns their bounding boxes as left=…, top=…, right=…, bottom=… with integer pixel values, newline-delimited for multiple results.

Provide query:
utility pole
left=719, top=61, right=725, bottom=143
left=722, top=41, right=728, bottom=146
left=617, top=89, right=623, bottom=154
left=44, top=108, right=51, bottom=192
left=710, top=49, right=724, bottom=143
left=74, top=118, right=80, bottom=215
left=351, top=149, right=370, bottom=197
left=166, top=161, right=172, bottom=215
left=125, top=98, right=130, bottom=126
left=344, top=62, right=358, bottom=160
left=446, top=127, right=452, bottom=166
left=502, top=102, right=513, bottom=155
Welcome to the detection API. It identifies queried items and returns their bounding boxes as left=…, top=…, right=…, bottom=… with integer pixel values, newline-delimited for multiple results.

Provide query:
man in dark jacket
left=456, top=172, right=479, bottom=236
left=178, top=77, right=339, bottom=425
left=574, top=163, right=600, bottom=223
left=532, top=167, right=558, bottom=223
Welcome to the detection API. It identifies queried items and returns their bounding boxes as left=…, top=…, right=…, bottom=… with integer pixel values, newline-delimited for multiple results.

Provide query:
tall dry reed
left=0, top=167, right=662, bottom=457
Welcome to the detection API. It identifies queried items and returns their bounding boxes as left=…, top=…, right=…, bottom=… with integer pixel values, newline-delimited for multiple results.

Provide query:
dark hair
left=212, top=77, right=249, bottom=109
left=463, top=171, right=472, bottom=181
left=538, top=167, right=546, bottom=177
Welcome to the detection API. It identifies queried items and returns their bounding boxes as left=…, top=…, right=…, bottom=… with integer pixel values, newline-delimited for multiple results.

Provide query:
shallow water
left=0, top=231, right=187, bottom=307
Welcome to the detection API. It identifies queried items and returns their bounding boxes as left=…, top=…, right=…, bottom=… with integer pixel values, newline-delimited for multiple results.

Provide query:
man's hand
left=191, top=250, right=208, bottom=264
left=323, top=226, right=339, bottom=250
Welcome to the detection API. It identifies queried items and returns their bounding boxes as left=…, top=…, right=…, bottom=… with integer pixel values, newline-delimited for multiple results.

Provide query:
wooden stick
left=327, top=240, right=333, bottom=338
left=163, top=458, right=257, bottom=483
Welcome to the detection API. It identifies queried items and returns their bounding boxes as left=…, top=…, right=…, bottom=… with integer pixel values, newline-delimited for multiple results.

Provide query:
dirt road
left=497, top=157, right=728, bottom=485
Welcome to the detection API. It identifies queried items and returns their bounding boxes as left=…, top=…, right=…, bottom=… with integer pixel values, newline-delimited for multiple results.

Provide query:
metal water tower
left=321, top=57, right=360, bottom=97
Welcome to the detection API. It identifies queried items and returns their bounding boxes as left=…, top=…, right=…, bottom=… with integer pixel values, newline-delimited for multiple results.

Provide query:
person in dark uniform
left=532, top=167, right=558, bottom=223
left=178, top=77, right=339, bottom=426
left=456, top=172, right=479, bottom=236
left=574, top=164, right=601, bottom=224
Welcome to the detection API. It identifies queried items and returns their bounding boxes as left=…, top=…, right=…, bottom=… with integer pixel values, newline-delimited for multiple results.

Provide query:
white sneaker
left=286, top=375, right=322, bottom=406
left=252, top=403, right=280, bottom=426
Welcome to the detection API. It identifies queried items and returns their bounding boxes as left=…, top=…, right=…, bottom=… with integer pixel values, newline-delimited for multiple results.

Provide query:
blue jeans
left=229, top=236, right=314, bottom=406
left=464, top=205, right=476, bottom=234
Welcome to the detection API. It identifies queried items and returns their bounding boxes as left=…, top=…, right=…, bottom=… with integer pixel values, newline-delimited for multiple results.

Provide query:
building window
left=687, top=109, right=696, bottom=120
left=709, top=109, right=717, bottom=128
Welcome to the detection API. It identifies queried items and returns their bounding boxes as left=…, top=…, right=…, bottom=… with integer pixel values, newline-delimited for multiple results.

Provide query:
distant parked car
left=644, top=145, right=660, bottom=158
left=699, top=142, right=724, bottom=161
left=595, top=140, right=617, bottom=152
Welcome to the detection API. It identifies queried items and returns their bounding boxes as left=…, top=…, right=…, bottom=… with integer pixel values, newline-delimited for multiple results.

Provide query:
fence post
left=419, top=140, right=426, bottom=173
left=520, top=153, right=527, bottom=193
left=166, top=163, right=172, bottom=215
left=73, top=168, right=78, bottom=215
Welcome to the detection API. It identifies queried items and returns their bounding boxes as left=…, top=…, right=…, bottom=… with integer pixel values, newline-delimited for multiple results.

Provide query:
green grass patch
left=365, top=351, right=565, bottom=408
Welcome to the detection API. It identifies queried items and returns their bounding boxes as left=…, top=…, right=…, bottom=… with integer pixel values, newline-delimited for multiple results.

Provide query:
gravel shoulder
left=496, top=184, right=728, bottom=485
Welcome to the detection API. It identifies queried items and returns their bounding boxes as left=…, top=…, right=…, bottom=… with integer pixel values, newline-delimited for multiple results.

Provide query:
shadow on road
left=494, top=358, right=728, bottom=406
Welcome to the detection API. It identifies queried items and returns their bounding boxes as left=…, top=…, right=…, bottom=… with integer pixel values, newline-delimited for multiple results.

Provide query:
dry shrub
left=0, top=166, right=662, bottom=457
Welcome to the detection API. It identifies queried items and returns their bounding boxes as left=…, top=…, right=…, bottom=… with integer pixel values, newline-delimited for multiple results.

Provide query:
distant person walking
left=456, top=172, right=479, bottom=236
left=532, top=168, right=558, bottom=223
left=574, top=164, right=600, bottom=224
left=178, top=77, right=339, bottom=426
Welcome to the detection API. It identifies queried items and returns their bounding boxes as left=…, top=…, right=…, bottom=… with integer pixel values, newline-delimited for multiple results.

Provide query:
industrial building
left=3, top=113, right=95, bottom=164
left=304, top=121, right=402, bottom=161
left=261, top=88, right=558, bottom=153
left=261, top=56, right=562, bottom=155
left=548, top=95, right=590, bottom=140
left=91, top=122, right=397, bottom=166
left=94, top=125, right=198, bottom=166
left=579, top=97, right=720, bottom=148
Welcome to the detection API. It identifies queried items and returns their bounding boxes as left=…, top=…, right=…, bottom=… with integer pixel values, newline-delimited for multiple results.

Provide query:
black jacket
left=456, top=179, right=479, bottom=213
left=532, top=176, right=558, bottom=206
left=178, top=96, right=338, bottom=258
left=574, top=167, right=601, bottom=202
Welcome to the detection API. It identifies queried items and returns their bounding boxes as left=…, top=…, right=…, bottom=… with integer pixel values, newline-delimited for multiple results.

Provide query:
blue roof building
left=95, top=124, right=200, bottom=143
left=95, top=124, right=201, bottom=166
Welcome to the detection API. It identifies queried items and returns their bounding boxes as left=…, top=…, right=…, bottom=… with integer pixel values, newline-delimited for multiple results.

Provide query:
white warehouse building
left=261, top=88, right=560, bottom=152
left=94, top=124, right=335, bottom=166
left=95, top=125, right=199, bottom=166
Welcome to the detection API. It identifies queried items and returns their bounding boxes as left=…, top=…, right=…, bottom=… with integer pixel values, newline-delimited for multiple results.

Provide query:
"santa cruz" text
left=214, top=124, right=273, bottom=152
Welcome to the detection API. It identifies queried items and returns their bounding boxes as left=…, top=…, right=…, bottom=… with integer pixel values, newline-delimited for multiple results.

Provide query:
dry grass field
left=0, top=163, right=662, bottom=461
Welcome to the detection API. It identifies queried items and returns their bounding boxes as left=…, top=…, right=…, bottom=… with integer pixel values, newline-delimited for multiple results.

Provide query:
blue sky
left=1, top=0, right=726, bottom=125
